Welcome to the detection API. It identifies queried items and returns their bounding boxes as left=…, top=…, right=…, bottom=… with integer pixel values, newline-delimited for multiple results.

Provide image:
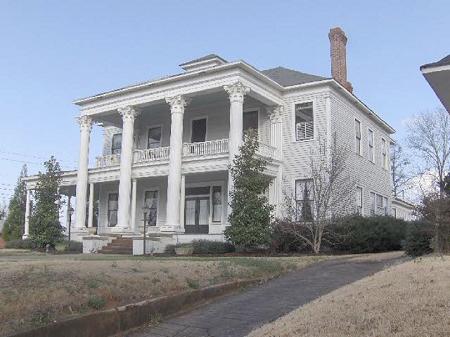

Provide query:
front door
left=185, top=196, right=209, bottom=234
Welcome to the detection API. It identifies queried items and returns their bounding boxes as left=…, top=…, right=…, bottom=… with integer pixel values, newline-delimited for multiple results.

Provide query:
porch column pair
left=224, top=81, right=250, bottom=217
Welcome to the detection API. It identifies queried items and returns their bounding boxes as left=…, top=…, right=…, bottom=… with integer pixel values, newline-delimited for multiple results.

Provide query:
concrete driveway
left=126, top=254, right=404, bottom=337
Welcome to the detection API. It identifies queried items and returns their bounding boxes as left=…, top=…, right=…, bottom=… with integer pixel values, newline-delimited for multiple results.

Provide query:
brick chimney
left=329, top=27, right=353, bottom=93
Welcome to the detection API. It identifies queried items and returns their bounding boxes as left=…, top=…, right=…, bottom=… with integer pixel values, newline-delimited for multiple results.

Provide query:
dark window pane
left=191, top=119, right=207, bottom=143
left=148, top=127, right=162, bottom=149
left=212, top=186, right=222, bottom=222
left=243, top=110, right=258, bottom=133
left=186, top=186, right=210, bottom=196
left=108, top=193, right=118, bottom=227
left=111, top=134, right=122, bottom=154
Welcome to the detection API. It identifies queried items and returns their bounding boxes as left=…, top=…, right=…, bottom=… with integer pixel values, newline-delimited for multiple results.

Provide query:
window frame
left=111, top=133, right=122, bottom=155
left=294, top=178, right=314, bottom=222
left=354, top=119, right=362, bottom=156
left=292, top=100, right=315, bottom=142
left=381, top=137, right=388, bottom=170
left=355, top=186, right=363, bottom=214
left=107, top=192, right=119, bottom=227
left=143, top=188, right=160, bottom=226
left=147, top=125, right=163, bottom=149
left=211, top=185, right=223, bottom=223
left=367, top=128, right=375, bottom=163
left=189, top=116, right=208, bottom=143
left=243, top=107, right=261, bottom=141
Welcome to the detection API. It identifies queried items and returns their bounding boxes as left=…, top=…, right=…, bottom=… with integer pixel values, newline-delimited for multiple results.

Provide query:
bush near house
left=191, top=240, right=235, bottom=254
left=332, top=215, right=407, bottom=253
left=5, top=239, right=37, bottom=249
left=403, top=221, right=433, bottom=257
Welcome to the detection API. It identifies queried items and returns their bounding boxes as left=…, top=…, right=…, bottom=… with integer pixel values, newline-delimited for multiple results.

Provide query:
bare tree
left=279, top=136, right=354, bottom=254
left=391, top=142, right=411, bottom=198
left=407, top=108, right=450, bottom=197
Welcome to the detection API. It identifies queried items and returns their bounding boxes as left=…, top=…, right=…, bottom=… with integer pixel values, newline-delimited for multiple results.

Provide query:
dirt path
left=127, top=253, right=405, bottom=337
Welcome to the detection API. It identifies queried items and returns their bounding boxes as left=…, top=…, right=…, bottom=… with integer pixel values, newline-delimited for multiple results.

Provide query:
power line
left=0, top=149, right=78, bottom=165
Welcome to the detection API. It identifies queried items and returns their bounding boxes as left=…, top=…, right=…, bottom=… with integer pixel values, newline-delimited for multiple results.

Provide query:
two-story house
left=22, top=28, right=400, bottom=254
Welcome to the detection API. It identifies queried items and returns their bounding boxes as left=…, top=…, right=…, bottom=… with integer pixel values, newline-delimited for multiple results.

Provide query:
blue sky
left=0, top=0, right=448, bottom=203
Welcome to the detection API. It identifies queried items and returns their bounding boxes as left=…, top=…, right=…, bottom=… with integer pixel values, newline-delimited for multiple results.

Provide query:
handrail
left=183, top=139, right=229, bottom=157
left=133, top=146, right=170, bottom=163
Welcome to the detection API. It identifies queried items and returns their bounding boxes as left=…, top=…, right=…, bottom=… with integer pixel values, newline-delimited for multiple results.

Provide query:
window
left=111, top=133, right=122, bottom=154
left=355, top=119, right=362, bottom=155
left=144, top=190, right=158, bottom=226
left=295, top=179, right=314, bottom=221
left=191, top=118, right=207, bottom=143
left=295, top=102, right=314, bottom=141
left=147, top=127, right=162, bottom=149
left=107, top=193, right=118, bottom=227
left=243, top=110, right=259, bottom=134
left=370, top=192, right=376, bottom=215
left=381, top=138, right=388, bottom=169
left=356, top=186, right=363, bottom=214
left=368, top=129, right=374, bottom=162
left=212, top=186, right=222, bottom=222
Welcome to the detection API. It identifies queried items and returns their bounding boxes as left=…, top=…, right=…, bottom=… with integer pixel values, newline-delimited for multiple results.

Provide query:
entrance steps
left=98, top=237, right=133, bottom=254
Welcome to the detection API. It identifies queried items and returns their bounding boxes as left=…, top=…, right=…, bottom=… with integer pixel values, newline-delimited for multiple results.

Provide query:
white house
left=22, top=28, right=409, bottom=254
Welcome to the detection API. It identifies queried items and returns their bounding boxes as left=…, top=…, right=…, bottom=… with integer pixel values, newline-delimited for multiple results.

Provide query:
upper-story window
left=111, top=133, right=122, bottom=154
left=368, top=129, right=374, bottom=162
left=295, top=102, right=314, bottom=141
left=148, top=126, right=162, bottom=149
left=243, top=110, right=259, bottom=134
left=355, top=119, right=362, bottom=155
left=381, top=138, right=388, bottom=169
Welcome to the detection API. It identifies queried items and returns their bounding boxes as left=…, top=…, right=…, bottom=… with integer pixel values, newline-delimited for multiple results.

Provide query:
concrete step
left=98, top=237, right=133, bottom=255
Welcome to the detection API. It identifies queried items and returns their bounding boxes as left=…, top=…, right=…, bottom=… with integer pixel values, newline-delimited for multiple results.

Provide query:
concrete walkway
left=127, top=255, right=403, bottom=337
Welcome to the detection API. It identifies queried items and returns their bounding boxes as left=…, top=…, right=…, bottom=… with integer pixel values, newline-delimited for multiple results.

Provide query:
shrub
left=5, top=239, right=36, bottom=250
left=333, top=215, right=407, bottom=253
left=270, top=220, right=312, bottom=253
left=191, top=240, right=235, bottom=254
left=404, top=221, right=433, bottom=257
left=65, top=240, right=83, bottom=253
left=87, top=296, right=106, bottom=310
left=164, top=244, right=175, bottom=254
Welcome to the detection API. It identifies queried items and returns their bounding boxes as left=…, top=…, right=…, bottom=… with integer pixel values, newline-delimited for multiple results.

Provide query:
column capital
left=268, top=105, right=284, bottom=123
left=224, top=81, right=250, bottom=103
left=165, top=95, right=191, bottom=114
left=118, top=106, right=140, bottom=122
left=77, top=115, right=93, bottom=132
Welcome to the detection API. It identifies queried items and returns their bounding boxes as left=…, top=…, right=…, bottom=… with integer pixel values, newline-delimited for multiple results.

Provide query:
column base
left=70, top=227, right=89, bottom=242
left=22, top=234, right=29, bottom=240
left=160, top=224, right=185, bottom=233
left=110, top=226, right=134, bottom=235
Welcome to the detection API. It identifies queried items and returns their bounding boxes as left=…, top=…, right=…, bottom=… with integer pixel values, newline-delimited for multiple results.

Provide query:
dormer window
left=295, top=102, right=314, bottom=141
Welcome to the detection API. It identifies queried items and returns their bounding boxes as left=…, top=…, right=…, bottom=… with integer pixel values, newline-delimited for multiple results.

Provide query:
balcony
left=95, top=138, right=277, bottom=168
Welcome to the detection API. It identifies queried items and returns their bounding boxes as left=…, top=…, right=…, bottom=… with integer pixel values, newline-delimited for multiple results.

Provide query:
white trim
left=189, top=116, right=208, bottom=143
left=146, top=124, right=163, bottom=149
left=355, top=185, right=364, bottom=215
left=354, top=118, right=362, bottom=156
left=421, top=64, right=450, bottom=74
left=367, top=127, right=375, bottom=163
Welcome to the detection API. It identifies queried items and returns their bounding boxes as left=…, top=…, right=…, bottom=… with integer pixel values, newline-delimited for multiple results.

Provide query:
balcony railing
left=183, top=138, right=229, bottom=157
left=134, top=146, right=170, bottom=163
left=96, top=154, right=120, bottom=168
left=257, top=142, right=277, bottom=159
left=95, top=138, right=278, bottom=168
left=296, top=121, right=314, bottom=141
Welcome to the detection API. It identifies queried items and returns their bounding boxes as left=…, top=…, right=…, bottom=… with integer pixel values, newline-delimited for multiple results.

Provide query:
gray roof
left=421, top=54, right=450, bottom=70
left=261, top=66, right=328, bottom=87
left=179, top=54, right=228, bottom=66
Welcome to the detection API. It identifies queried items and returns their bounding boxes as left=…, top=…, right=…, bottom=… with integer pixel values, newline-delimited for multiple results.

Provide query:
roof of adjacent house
left=179, top=54, right=227, bottom=66
left=421, top=54, right=450, bottom=70
left=261, top=66, right=328, bottom=86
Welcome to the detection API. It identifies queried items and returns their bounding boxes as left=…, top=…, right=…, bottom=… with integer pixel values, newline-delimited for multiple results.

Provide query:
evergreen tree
left=30, top=157, right=64, bottom=247
left=2, top=165, right=28, bottom=241
left=225, top=130, right=273, bottom=249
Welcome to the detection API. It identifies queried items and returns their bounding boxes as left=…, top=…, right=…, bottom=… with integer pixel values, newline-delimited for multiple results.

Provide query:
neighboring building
left=421, top=55, right=450, bottom=113
left=391, top=198, right=415, bottom=221
left=23, top=28, right=400, bottom=254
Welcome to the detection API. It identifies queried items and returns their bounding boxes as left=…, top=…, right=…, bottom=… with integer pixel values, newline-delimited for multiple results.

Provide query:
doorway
left=185, top=186, right=210, bottom=234
left=191, top=118, right=207, bottom=143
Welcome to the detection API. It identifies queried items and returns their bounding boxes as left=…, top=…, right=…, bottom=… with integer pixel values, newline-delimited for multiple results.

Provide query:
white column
left=224, top=82, right=250, bottom=217
left=165, top=95, right=189, bottom=231
left=87, top=183, right=94, bottom=228
left=116, top=106, right=139, bottom=232
left=179, top=174, right=185, bottom=231
left=22, top=189, right=31, bottom=239
left=74, top=115, right=93, bottom=231
left=130, top=179, right=137, bottom=233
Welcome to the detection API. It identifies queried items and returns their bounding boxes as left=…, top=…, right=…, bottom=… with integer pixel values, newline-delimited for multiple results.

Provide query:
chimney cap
left=329, top=27, right=348, bottom=42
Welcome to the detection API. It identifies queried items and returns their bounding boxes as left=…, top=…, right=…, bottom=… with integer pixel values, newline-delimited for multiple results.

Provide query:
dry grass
left=247, top=255, right=450, bottom=337
left=0, top=250, right=325, bottom=336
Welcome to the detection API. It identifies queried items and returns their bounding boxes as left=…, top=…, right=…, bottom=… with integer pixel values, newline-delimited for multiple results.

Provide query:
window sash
left=212, top=186, right=222, bottom=223
left=147, top=127, right=162, bottom=149
left=108, top=193, right=118, bottom=227
left=144, top=190, right=158, bottom=226
left=111, top=134, right=122, bottom=154
left=295, top=102, right=314, bottom=141
left=295, top=179, right=314, bottom=221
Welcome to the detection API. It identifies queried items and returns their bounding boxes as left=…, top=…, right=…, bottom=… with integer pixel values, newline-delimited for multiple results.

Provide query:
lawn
left=0, top=250, right=326, bottom=336
left=247, top=255, right=450, bottom=337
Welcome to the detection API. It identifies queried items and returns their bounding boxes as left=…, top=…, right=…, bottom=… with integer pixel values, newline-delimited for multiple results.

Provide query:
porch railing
left=183, top=138, right=229, bottom=157
left=133, top=146, right=170, bottom=163
left=96, top=154, right=120, bottom=168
